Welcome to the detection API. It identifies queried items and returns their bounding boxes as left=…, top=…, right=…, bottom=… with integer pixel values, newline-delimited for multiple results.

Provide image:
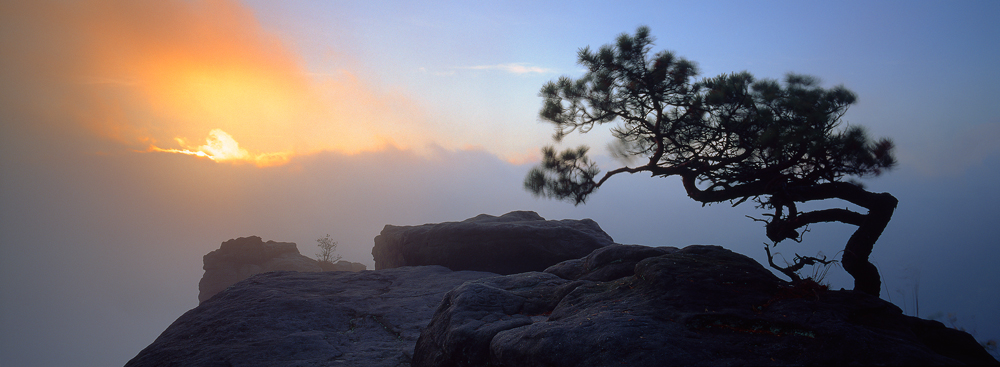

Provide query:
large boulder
left=127, top=266, right=497, bottom=367
left=543, top=243, right=678, bottom=281
left=372, top=211, right=614, bottom=274
left=414, top=244, right=999, bottom=366
left=198, top=236, right=324, bottom=303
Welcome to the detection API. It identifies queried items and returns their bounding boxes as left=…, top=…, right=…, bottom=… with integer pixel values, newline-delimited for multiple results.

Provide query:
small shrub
left=316, top=234, right=342, bottom=264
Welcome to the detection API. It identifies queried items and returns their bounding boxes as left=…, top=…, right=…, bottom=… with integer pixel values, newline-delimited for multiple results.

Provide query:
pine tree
left=526, top=27, right=897, bottom=295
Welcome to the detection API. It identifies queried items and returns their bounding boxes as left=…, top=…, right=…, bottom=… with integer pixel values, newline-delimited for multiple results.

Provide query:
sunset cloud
left=1, top=0, right=434, bottom=165
left=149, top=129, right=291, bottom=167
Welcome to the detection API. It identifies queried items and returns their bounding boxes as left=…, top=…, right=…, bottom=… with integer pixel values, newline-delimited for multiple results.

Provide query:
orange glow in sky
left=148, top=129, right=291, bottom=167
left=7, top=0, right=433, bottom=166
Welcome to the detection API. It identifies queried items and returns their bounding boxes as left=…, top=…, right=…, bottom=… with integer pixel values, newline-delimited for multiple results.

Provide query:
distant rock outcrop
left=372, top=211, right=614, bottom=274
left=127, top=266, right=497, bottom=367
left=413, top=244, right=998, bottom=366
left=198, top=236, right=365, bottom=303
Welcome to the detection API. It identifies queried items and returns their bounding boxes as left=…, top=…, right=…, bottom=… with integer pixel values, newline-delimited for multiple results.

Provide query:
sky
left=1, top=0, right=999, bottom=365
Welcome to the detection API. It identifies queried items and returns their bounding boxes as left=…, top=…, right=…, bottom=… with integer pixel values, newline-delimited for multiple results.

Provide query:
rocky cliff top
left=128, top=266, right=497, bottom=367
left=133, top=244, right=998, bottom=366
left=130, top=213, right=998, bottom=366
left=415, top=244, right=997, bottom=366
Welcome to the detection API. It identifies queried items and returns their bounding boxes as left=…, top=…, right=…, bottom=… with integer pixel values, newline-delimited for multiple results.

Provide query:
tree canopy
left=525, top=26, right=898, bottom=296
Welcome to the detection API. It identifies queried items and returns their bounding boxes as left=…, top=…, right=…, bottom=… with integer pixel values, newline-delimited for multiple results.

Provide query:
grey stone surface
left=544, top=243, right=678, bottom=282
left=127, top=266, right=497, bottom=367
left=414, top=245, right=998, bottom=366
left=372, top=211, right=614, bottom=274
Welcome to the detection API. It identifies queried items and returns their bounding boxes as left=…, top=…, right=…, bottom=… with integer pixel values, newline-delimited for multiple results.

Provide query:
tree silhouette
left=525, top=26, right=898, bottom=296
left=315, top=234, right=342, bottom=264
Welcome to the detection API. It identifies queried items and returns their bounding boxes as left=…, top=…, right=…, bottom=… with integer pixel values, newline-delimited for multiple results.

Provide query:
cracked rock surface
left=413, top=244, right=998, bottom=366
left=126, top=266, right=496, bottom=367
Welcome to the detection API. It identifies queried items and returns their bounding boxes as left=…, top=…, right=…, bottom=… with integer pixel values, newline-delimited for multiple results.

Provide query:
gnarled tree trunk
left=783, top=184, right=899, bottom=296
left=683, top=177, right=899, bottom=296
left=841, top=192, right=898, bottom=296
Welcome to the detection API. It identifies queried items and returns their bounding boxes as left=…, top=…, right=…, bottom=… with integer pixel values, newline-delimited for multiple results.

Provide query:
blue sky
left=2, top=1, right=999, bottom=365
left=242, top=0, right=1000, bottom=171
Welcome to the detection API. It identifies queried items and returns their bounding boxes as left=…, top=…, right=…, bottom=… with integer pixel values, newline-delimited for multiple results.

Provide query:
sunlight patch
left=149, top=129, right=290, bottom=167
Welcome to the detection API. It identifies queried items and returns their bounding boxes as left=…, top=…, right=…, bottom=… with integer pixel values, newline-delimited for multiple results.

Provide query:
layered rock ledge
left=372, top=211, right=614, bottom=274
